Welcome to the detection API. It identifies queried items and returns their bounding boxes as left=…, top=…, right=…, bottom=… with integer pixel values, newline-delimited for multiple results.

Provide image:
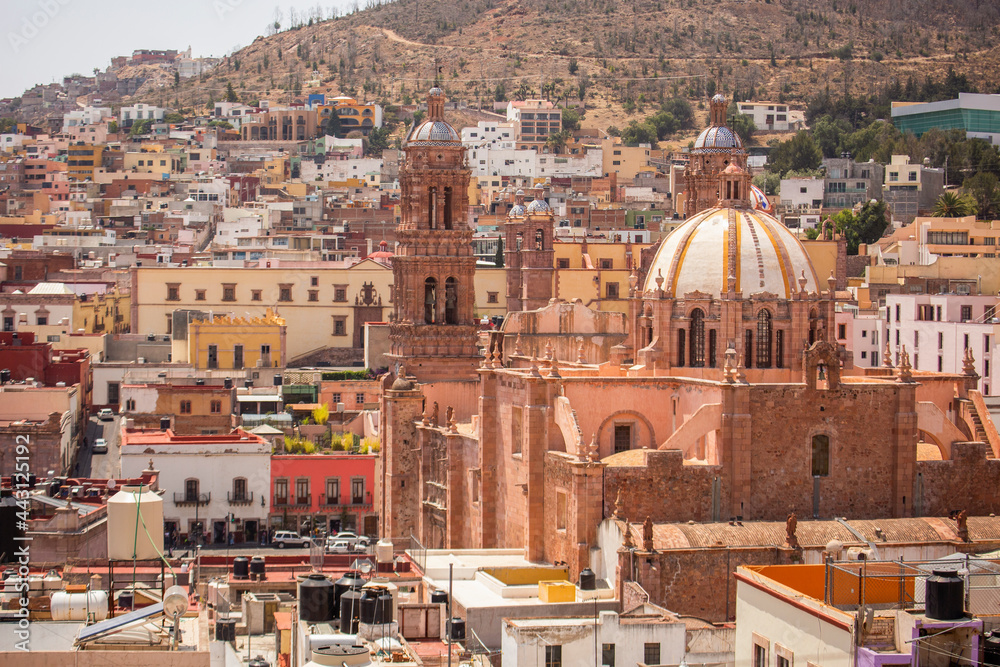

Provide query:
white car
left=326, top=539, right=352, bottom=554
left=272, top=531, right=312, bottom=549
left=98, top=408, right=115, bottom=421
left=92, top=438, right=108, bottom=454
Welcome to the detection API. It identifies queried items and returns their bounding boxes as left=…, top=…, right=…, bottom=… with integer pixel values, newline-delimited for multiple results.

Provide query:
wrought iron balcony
left=227, top=491, right=255, bottom=506
left=173, top=492, right=210, bottom=507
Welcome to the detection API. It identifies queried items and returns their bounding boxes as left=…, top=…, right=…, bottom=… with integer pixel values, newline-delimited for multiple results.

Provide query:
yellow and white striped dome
left=644, top=207, right=819, bottom=299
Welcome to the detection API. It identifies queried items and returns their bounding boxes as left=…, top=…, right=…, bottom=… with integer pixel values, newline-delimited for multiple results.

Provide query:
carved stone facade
left=387, top=88, right=479, bottom=382
left=504, top=189, right=556, bottom=312
left=685, top=94, right=748, bottom=217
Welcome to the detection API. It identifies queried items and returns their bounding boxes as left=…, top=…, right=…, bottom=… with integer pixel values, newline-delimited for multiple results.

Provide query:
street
left=77, top=413, right=122, bottom=479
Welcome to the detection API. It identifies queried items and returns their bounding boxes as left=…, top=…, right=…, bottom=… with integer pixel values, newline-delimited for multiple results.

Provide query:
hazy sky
left=1, top=0, right=358, bottom=99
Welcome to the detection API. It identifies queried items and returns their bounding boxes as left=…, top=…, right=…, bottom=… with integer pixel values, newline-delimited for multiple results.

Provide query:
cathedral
left=378, top=90, right=1000, bottom=602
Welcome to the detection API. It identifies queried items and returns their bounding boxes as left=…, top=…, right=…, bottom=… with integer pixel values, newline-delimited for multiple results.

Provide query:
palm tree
left=932, top=191, right=976, bottom=218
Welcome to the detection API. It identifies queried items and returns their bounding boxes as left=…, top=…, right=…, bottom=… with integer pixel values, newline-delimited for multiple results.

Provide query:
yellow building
left=317, top=96, right=383, bottom=137
left=124, top=151, right=181, bottom=175
left=66, top=143, right=104, bottom=182
left=474, top=266, right=507, bottom=319
left=130, top=260, right=394, bottom=363
left=552, top=240, right=653, bottom=314
left=601, top=138, right=652, bottom=182
left=74, top=287, right=130, bottom=334
left=173, top=308, right=287, bottom=370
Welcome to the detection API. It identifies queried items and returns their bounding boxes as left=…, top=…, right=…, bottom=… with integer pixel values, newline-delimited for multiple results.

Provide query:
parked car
left=92, top=438, right=108, bottom=454
left=97, top=408, right=115, bottom=421
left=272, top=531, right=312, bottom=549
left=326, top=539, right=352, bottom=554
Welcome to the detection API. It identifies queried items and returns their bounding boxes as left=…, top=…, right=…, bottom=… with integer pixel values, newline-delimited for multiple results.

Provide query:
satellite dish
left=358, top=561, right=373, bottom=575
left=163, top=585, right=188, bottom=618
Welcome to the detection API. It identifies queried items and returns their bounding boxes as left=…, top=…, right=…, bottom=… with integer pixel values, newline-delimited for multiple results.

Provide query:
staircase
left=966, top=390, right=999, bottom=459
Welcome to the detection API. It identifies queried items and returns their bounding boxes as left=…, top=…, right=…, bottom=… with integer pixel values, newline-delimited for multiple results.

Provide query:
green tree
left=753, top=172, right=781, bottom=196
left=129, top=119, right=153, bottom=136
left=225, top=82, right=238, bottom=103
left=932, top=191, right=976, bottom=217
left=494, top=236, right=504, bottom=268
left=962, top=172, right=1000, bottom=220
left=164, top=112, right=185, bottom=124
left=107, top=120, right=119, bottom=134
left=365, top=126, right=391, bottom=156
left=568, top=58, right=579, bottom=75
left=621, top=120, right=657, bottom=146
left=832, top=201, right=888, bottom=254
left=545, top=129, right=571, bottom=153
left=321, top=107, right=341, bottom=137
left=767, top=130, right=822, bottom=176
left=728, top=110, right=756, bottom=145
left=207, top=120, right=234, bottom=130
left=561, top=107, right=581, bottom=132
left=174, top=70, right=180, bottom=87
left=811, top=115, right=851, bottom=158
left=649, top=110, right=679, bottom=140
left=662, top=97, right=694, bottom=128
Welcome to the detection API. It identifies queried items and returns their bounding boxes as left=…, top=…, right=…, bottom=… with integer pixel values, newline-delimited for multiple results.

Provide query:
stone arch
left=596, top=410, right=657, bottom=459
left=803, top=341, right=841, bottom=390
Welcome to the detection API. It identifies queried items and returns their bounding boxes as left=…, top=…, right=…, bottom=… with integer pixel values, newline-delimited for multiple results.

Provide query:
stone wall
left=916, top=441, right=1000, bottom=516
left=604, top=449, right=721, bottom=523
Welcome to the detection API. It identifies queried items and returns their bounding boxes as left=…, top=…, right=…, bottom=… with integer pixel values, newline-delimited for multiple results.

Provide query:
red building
left=270, top=453, right=377, bottom=537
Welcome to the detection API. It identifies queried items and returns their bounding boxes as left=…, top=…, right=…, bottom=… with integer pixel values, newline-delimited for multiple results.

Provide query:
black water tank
left=216, top=618, right=236, bottom=641
left=299, top=574, right=334, bottom=623
left=244, top=379, right=253, bottom=388
left=447, top=617, right=466, bottom=641
left=273, top=374, right=282, bottom=386
left=984, top=631, right=1000, bottom=667
left=0, top=369, right=10, bottom=384
left=579, top=568, right=596, bottom=591
left=224, top=377, right=233, bottom=389
left=430, top=589, right=448, bottom=604
left=359, top=587, right=379, bottom=624
left=378, top=588, right=394, bottom=624
left=249, top=556, right=266, bottom=581
left=334, top=571, right=366, bottom=618
left=340, top=589, right=363, bottom=633
left=925, top=569, right=964, bottom=620
left=248, top=657, right=269, bottom=667
left=159, top=417, right=170, bottom=430
left=232, top=557, right=249, bottom=580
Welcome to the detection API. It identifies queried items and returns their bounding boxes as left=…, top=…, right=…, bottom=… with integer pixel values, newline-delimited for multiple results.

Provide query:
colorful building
left=171, top=308, right=287, bottom=370
left=269, top=453, right=378, bottom=536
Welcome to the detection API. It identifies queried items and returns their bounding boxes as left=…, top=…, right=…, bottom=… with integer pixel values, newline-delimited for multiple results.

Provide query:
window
left=351, top=478, right=365, bottom=504
left=195, top=289, right=206, bottom=301
left=180, top=400, right=192, bottom=414
left=334, top=286, right=348, bottom=302
left=295, top=478, right=309, bottom=504
left=233, top=478, right=247, bottom=501
left=167, top=284, right=180, bottom=301
left=487, top=291, right=499, bottom=304
left=251, top=289, right=262, bottom=301
left=210, top=400, right=222, bottom=414
left=326, top=478, right=340, bottom=504
left=545, top=645, right=562, bottom=667
left=838, top=323, right=846, bottom=340
left=222, top=284, right=236, bottom=302
left=599, top=258, right=613, bottom=269
left=602, top=643, right=615, bottom=666
left=279, top=284, right=292, bottom=301
left=690, top=309, right=706, bottom=367
left=311, top=276, right=319, bottom=287
left=185, top=479, right=199, bottom=502
left=36, top=316, right=47, bottom=326
left=605, top=282, right=619, bottom=299
left=914, top=331, right=919, bottom=348
left=557, top=258, right=570, bottom=268
left=125, top=398, right=136, bottom=411
left=938, top=332, right=944, bottom=350
left=308, top=289, right=319, bottom=302
left=895, top=304, right=900, bottom=322
left=511, top=406, right=523, bottom=454
left=234, top=344, right=243, bottom=369
left=333, top=317, right=347, bottom=336
left=614, top=423, right=632, bottom=453
left=644, top=644, right=661, bottom=665
left=756, top=310, right=773, bottom=368
left=108, top=382, right=120, bottom=404
left=356, top=392, right=365, bottom=405
left=961, top=305, right=973, bottom=322
left=445, top=277, right=459, bottom=324
left=811, top=434, right=830, bottom=477
left=424, top=277, right=438, bottom=324
left=753, top=644, right=768, bottom=667
left=207, top=344, right=218, bottom=369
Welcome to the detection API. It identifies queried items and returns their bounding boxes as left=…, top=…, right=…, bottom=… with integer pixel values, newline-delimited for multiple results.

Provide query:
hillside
left=132, top=0, right=1000, bottom=134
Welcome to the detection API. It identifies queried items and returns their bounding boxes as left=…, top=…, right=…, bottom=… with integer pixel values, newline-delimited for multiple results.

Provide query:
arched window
left=444, top=277, right=458, bottom=324
left=424, top=278, right=437, bottom=324
left=428, top=187, right=438, bottom=229
left=443, top=187, right=453, bottom=230
left=689, top=309, right=705, bottom=367
left=811, top=434, right=830, bottom=477
left=535, top=229, right=544, bottom=251
left=756, top=310, right=772, bottom=368
left=677, top=329, right=686, bottom=367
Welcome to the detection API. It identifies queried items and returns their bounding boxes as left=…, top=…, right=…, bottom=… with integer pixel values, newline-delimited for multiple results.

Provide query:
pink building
left=270, top=453, right=377, bottom=537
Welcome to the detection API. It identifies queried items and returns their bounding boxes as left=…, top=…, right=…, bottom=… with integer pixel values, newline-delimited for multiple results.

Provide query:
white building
left=120, top=104, right=167, bottom=128
left=121, top=426, right=271, bottom=544
left=502, top=605, right=732, bottom=667
left=736, top=102, right=805, bottom=132
left=535, top=149, right=603, bottom=178
left=778, top=177, right=824, bottom=229
left=62, top=106, right=112, bottom=133
left=300, top=156, right=382, bottom=183
left=886, top=292, right=1000, bottom=394
left=461, top=121, right=517, bottom=150
left=834, top=304, right=887, bottom=370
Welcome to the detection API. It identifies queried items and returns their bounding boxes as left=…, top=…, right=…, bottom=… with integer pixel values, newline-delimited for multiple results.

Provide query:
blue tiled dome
left=526, top=198, right=551, bottom=213
left=693, top=125, right=742, bottom=150
left=411, top=120, right=461, bottom=143
left=508, top=204, right=526, bottom=217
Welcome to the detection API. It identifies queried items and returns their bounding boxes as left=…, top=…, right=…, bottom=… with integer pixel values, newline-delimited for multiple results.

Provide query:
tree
left=545, top=129, right=571, bottom=153
left=129, top=119, right=152, bottom=136
left=661, top=97, right=694, bottom=129
left=107, top=120, right=119, bottom=134
left=364, top=126, right=390, bottom=156
left=321, top=108, right=341, bottom=137
left=649, top=110, right=679, bottom=140
left=561, top=107, right=581, bottom=132
left=174, top=70, right=180, bottom=87
left=729, top=110, right=756, bottom=145
left=225, top=82, right=238, bottom=103
left=932, top=191, right=976, bottom=217
left=962, top=172, right=1000, bottom=220
left=620, top=120, right=657, bottom=146
left=494, top=236, right=504, bottom=267
left=164, top=112, right=185, bottom=124
left=312, top=404, right=329, bottom=425
left=833, top=201, right=888, bottom=254
left=767, top=130, right=822, bottom=176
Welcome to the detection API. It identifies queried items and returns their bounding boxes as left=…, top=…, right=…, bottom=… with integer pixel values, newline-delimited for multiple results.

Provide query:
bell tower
left=388, top=87, right=479, bottom=381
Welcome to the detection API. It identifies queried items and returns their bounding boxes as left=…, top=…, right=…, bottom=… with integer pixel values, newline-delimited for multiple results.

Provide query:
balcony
left=227, top=491, right=255, bottom=506
left=173, top=492, right=210, bottom=507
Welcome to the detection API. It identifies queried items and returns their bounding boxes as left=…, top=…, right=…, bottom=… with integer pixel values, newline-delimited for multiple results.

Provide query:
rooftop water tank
left=304, top=645, right=370, bottom=667
left=50, top=590, right=109, bottom=621
left=299, top=574, right=334, bottom=623
left=233, top=557, right=250, bottom=580
left=339, top=589, right=363, bottom=634
left=925, top=569, right=964, bottom=620
left=578, top=568, right=596, bottom=591
left=250, top=556, right=266, bottom=581
left=107, top=484, right=163, bottom=561
left=430, top=589, right=448, bottom=604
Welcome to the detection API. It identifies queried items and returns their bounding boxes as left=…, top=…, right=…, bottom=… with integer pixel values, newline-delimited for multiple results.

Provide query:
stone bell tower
left=387, top=87, right=479, bottom=381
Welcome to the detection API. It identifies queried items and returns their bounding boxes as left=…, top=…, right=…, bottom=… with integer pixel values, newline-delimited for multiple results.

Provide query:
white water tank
left=375, top=539, right=393, bottom=565
left=50, top=590, right=109, bottom=621
left=107, top=484, right=164, bottom=561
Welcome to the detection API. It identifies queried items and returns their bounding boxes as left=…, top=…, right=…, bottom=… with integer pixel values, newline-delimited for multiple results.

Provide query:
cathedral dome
left=693, top=125, right=743, bottom=151
left=508, top=204, right=526, bottom=217
left=643, top=206, right=819, bottom=299
left=409, top=120, right=461, bottom=144
left=526, top=197, right=551, bottom=214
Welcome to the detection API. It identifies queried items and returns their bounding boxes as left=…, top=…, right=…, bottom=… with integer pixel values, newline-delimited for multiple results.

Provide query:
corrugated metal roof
left=27, top=282, right=74, bottom=295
